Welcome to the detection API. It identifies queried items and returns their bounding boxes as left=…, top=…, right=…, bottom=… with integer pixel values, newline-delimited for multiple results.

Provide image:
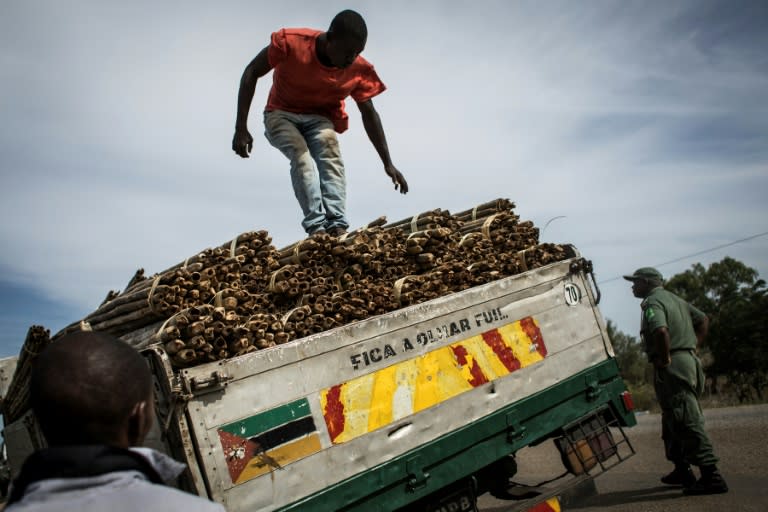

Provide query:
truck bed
left=146, top=254, right=635, bottom=511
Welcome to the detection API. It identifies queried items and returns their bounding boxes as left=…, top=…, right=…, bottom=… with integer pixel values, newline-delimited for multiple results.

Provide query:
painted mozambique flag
left=217, top=398, right=322, bottom=484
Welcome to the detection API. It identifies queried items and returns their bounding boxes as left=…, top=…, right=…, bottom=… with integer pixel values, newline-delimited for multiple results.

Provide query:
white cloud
left=1, top=0, right=767, bottom=346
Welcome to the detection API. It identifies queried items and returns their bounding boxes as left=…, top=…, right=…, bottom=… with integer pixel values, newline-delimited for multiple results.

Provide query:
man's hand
left=385, top=164, right=408, bottom=194
left=232, top=47, right=271, bottom=159
left=232, top=129, right=254, bottom=158
left=653, top=354, right=672, bottom=369
left=358, top=100, right=407, bottom=194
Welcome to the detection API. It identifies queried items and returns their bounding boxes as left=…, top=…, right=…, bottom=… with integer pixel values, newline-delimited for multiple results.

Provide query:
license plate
left=426, top=484, right=478, bottom=512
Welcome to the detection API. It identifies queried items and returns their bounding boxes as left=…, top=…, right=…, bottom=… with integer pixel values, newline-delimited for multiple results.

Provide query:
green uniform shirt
left=640, top=287, right=706, bottom=356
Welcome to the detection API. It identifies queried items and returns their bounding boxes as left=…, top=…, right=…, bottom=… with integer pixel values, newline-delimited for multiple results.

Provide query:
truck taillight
left=621, top=391, right=635, bottom=412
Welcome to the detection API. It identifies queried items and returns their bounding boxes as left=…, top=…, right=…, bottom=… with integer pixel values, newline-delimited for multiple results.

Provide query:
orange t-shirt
left=266, top=28, right=386, bottom=133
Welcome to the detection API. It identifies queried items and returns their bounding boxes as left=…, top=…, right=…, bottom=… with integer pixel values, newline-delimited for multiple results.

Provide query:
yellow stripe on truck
left=321, top=316, right=547, bottom=444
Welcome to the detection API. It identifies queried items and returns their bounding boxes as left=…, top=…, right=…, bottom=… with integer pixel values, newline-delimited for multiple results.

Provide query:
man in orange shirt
left=232, top=10, right=408, bottom=237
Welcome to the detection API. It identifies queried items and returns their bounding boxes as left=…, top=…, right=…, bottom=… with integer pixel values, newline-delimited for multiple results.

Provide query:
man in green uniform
left=624, top=267, right=728, bottom=495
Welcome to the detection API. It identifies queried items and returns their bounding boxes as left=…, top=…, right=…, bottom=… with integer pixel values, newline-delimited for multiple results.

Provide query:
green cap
left=623, top=267, right=663, bottom=284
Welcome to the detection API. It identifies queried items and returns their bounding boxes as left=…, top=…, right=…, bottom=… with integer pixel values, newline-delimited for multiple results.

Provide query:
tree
left=665, top=257, right=768, bottom=402
left=605, top=320, right=655, bottom=410
left=605, top=320, right=645, bottom=384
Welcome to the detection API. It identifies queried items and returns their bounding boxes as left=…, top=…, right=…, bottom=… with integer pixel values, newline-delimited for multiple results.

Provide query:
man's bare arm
left=693, top=315, right=709, bottom=347
left=233, top=46, right=273, bottom=158
left=651, top=326, right=672, bottom=368
left=357, top=99, right=408, bottom=194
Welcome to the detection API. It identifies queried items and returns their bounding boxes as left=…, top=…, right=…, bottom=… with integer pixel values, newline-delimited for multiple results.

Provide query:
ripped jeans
left=264, top=110, right=348, bottom=234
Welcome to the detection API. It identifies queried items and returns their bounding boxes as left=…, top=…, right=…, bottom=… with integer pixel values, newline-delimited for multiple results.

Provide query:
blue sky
left=1, top=0, right=767, bottom=358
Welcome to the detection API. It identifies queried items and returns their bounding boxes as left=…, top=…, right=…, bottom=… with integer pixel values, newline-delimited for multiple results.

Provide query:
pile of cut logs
left=2, top=325, right=51, bottom=423
left=50, top=198, right=573, bottom=368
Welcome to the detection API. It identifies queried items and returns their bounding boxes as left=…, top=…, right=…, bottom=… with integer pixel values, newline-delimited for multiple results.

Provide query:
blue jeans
left=264, top=110, right=348, bottom=234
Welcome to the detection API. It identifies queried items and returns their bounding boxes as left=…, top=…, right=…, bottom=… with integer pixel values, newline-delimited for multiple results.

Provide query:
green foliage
left=606, top=320, right=657, bottom=410
left=606, top=256, right=768, bottom=407
left=664, top=257, right=767, bottom=402
left=606, top=320, right=645, bottom=382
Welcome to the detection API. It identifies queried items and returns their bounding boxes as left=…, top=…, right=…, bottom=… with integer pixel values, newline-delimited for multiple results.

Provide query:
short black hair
left=30, top=331, right=153, bottom=446
left=328, top=9, right=367, bottom=45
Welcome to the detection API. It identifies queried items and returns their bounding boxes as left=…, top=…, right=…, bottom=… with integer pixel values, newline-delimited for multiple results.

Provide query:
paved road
left=478, top=404, right=768, bottom=512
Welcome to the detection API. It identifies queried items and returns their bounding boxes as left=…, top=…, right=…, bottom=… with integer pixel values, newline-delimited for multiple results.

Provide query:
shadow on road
left=568, top=485, right=683, bottom=509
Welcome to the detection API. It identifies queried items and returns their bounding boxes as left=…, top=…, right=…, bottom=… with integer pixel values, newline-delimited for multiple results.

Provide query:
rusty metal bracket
left=570, top=258, right=601, bottom=304
left=163, top=387, right=193, bottom=434
left=406, top=455, right=430, bottom=491
left=586, top=269, right=601, bottom=305
left=141, top=346, right=191, bottom=436
left=185, top=370, right=232, bottom=396
left=506, top=410, right=527, bottom=443
left=585, top=375, right=601, bottom=402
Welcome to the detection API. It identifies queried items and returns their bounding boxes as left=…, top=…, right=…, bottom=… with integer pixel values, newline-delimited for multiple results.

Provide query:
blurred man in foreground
left=5, top=331, right=225, bottom=511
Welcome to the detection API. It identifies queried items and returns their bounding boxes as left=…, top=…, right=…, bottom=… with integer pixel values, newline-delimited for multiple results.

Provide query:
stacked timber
left=49, top=198, right=573, bottom=369
left=54, top=230, right=277, bottom=339
left=2, top=325, right=51, bottom=423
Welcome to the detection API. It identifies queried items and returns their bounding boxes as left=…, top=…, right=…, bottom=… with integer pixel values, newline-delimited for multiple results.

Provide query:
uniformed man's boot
left=684, top=465, right=728, bottom=495
left=660, top=464, right=696, bottom=487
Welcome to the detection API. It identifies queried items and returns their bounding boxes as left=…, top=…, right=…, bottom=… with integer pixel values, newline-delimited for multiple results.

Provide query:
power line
left=598, top=230, right=768, bottom=284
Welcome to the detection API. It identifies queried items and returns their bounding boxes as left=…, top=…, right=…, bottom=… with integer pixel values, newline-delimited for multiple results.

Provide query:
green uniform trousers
left=653, top=350, right=718, bottom=467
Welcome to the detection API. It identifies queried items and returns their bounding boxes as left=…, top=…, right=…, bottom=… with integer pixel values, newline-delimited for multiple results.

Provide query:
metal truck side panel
left=252, top=361, right=633, bottom=511
left=173, top=258, right=619, bottom=511
left=215, top=334, right=611, bottom=511
left=180, top=260, right=580, bottom=388
left=182, top=261, right=603, bottom=430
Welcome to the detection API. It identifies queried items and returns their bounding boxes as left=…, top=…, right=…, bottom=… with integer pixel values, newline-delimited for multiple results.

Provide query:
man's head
left=623, top=267, right=664, bottom=298
left=325, top=10, right=367, bottom=68
left=30, top=331, right=154, bottom=448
